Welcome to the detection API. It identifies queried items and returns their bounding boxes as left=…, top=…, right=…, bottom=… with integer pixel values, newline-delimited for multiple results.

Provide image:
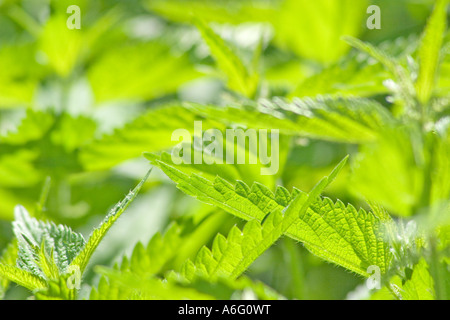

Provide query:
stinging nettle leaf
left=343, top=36, right=417, bottom=112
left=195, top=18, right=259, bottom=98
left=89, top=214, right=283, bottom=300
left=149, top=155, right=391, bottom=277
left=415, top=0, right=449, bottom=105
left=180, top=156, right=348, bottom=281
left=373, top=259, right=436, bottom=300
left=70, top=169, right=151, bottom=273
left=80, top=105, right=226, bottom=171
left=275, top=0, right=368, bottom=64
left=181, top=192, right=309, bottom=281
left=0, top=240, right=18, bottom=298
left=401, top=259, right=436, bottom=300
left=187, top=96, right=395, bottom=144
left=12, top=206, right=86, bottom=279
left=0, top=263, right=47, bottom=292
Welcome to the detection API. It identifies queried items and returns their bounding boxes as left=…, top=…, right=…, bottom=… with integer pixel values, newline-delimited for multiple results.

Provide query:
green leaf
left=187, top=96, right=395, bottom=143
left=0, top=44, right=43, bottom=108
left=415, top=0, right=449, bottom=105
left=0, top=240, right=18, bottom=298
left=38, top=14, right=83, bottom=77
left=34, top=276, right=77, bottom=300
left=149, top=155, right=390, bottom=276
left=0, top=110, right=97, bottom=192
left=195, top=19, right=259, bottom=98
left=374, top=259, right=436, bottom=300
left=275, top=0, right=368, bottom=63
left=93, top=158, right=349, bottom=299
left=1, top=110, right=54, bottom=146
left=91, top=210, right=228, bottom=296
left=88, top=218, right=214, bottom=300
left=93, top=265, right=283, bottom=300
left=326, top=154, right=349, bottom=185
left=0, top=264, right=47, bottom=292
left=0, top=150, right=42, bottom=188
left=180, top=157, right=346, bottom=280
left=0, top=189, right=32, bottom=221
left=146, top=0, right=275, bottom=25
left=402, top=259, right=436, bottom=300
left=290, top=53, right=387, bottom=98
left=438, top=44, right=450, bottom=96
left=80, top=105, right=226, bottom=171
left=350, top=129, right=426, bottom=217
left=144, top=132, right=282, bottom=188
left=95, top=267, right=215, bottom=300
left=88, top=41, right=200, bottom=103
left=343, top=37, right=399, bottom=74
left=123, top=211, right=228, bottom=278
left=89, top=275, right=130, bottom=300
left=90, top=210, right=239, bottom=299
left=344, top=36, right=417, bottom=112
left=70, top=169, right=151, bottom=273
left=49, top=114, right=96, bottom=153
left=144, top=151, right=245, bottom=187
left=295, top=198, right=392, bottom=276
left=13, top=206, right=86, bottom=278
left=290, top=36, right=418, bottom=98
left=181, top=191, right=310, bottom=281
left=126, top=223, right=186, bottom=277
left=431, top=128, right=450, bottom=205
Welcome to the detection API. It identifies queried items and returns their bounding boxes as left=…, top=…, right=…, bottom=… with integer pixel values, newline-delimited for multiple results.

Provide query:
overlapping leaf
left=148, top=155, right=392, bottom=276
left=195, top=19, right=259, bottom=98
left=70, top=169, right=151, bottom=273
left=0, top=241, right=18, bottom=298
left=0, top=172, right=149, bottom=298
left=187, top=96, right=395, bottom=144
left=415, top=0, right=449, bottom=105
left=13, top=206, right=86, bottom=278
left=91, top=218, right=284, bottom=300
left=80, top=105, right=225, bottom=171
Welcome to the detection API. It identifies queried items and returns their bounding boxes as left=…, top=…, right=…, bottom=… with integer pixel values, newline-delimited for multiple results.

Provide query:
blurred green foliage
left=0, top=0, right=449, bottom=300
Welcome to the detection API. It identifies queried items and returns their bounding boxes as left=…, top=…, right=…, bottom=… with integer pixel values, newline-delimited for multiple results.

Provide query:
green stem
left=418, top=133, right=445, bottom=300
left=283, top=238, right=305, bottom=300
left=35, top=176, right=51, bottom=219
left=429, top=235, right=446, bottom=300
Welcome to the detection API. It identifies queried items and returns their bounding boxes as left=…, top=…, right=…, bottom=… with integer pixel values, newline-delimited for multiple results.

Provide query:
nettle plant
left=0, top=173, right=150, bottom=300
left=0, top=1, right=449, bottom=300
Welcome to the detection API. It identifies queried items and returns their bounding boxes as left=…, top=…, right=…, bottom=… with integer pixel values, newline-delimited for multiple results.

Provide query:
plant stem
left=429, top=235, right=447, bottom=300
left=283, top=238, right=305, bottom=300
left=35, top=176, right=51, bottom=219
